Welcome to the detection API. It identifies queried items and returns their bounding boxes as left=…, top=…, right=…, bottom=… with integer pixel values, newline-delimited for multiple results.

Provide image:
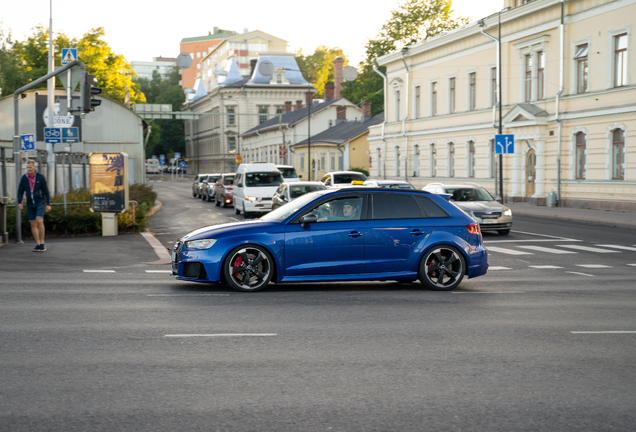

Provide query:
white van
left=146, top=159, right=161, bottom=174
left=276, top=165, right=300, bottom=182
left=233, top=163, right=284, bottom=218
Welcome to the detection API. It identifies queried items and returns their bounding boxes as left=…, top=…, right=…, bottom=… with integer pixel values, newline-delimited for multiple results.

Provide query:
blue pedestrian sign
left=174, top=152, right=181, bottom=159
left=62, top=127, right=79, bottom=143
left=44, top=127, right=62, bottom=145
left=180, top=161, right=186, bottom=168
left=159, top=154, right=165, bottom=164
left=20, top=134, right=35, bottom=151
left=495, top=134, right=515, bottom=154
left=61, top=48, right=78, bottom=65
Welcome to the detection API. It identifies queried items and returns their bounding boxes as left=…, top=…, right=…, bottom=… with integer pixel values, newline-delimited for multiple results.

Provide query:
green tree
left=0, top=27, right=27, bottom=97
left=295, top=46, right=348, bottom=98
left=341, top=0, right=468, bottom=115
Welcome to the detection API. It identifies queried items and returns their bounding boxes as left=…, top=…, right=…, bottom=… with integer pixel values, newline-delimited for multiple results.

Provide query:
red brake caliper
left=233, top=256, right=243, bottom=277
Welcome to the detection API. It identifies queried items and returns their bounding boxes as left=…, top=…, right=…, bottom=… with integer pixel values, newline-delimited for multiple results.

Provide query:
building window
left=469, top=73, right=476, bottom=111
left=413, top=144, right=420, bottom=177
left=395, top=90, right=401, bottom=121
left=448, top=142, right=455, bottom=177
left=258, top=106, right=268, bottom=124
left=376, top=149, right=382, bottom=177
left=490, top=139, right=496, bottom=178
left=228, top=136, right=236, bottom=153
left=468, top=140, right=475, bottom=178
left=227, top=107, right=235, bottom=125
left=614, top=34, right=628, bottom=87
left=490, top=67, right=497, bottom=107
left=394, top=146, right=401, bottom=177
left=300, top=155, right=305, bottom=171
left=575, top=132, right=586, bottom=179
left=575, top=44, right=589, bottom=94
left=449, top=77, right=456, bottom=114
left=525, top=54, right=533, bottom=102
left=415, top=86, right=421, bottom=118
left=430, top=144, right=437, bottom=177
left=276, top=106, right=285, bottom=114
left=330, top=154, right=335, bottom=171
left=612, top=129, right=625, bottom=180
left=431, top=82, right=437, bottom=117
left=320, top=154, right=325, bottom=171
left=276, top=74, right=283, bottom=84
left=537, top=51, right=545, bottom=100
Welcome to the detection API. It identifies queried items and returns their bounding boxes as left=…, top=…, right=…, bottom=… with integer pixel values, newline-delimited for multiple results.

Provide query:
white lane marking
left=486, top=246, right=533, bottom=255
left=566, top=271, right=594, bottom=277
left=556, top=245, right=620, bottom=253
left=453, top=291, right=523, bottom=294
left=517, top=245, right=577, bottom=254
left=230, top=217, right=239, bottom=221
left=165, top=334, right=277, bottom=337
left=576, top=264, right=613, bottom=269
left=510, top=230, right=581, bottom=240
left=488, top=266, right=512, bottom=270
left=484, top=239, right=581, bottom=244
left=528, top=265, right=563, bottom=269
left=145, top=270, right=173, bottom=273
left=148, top=294, right=230, bottom=297
left=628, top=264, right=636, bottom=267
left=83, top=270, right=116, bottom=273
left=596, top=244, right=636, bottom=252
left=571, top=331, right=636, bottom=334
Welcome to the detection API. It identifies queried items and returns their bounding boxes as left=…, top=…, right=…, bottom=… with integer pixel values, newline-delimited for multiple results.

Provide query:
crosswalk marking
left=528, top=265, right=563, bottom=269
left=145, top=270, right=173, bottom=273
left=628, top=264, right=636, bottom=267
left=566, top=271, right=594, bottom=277
left=488, top=266, right=512, bottom=270
left=596, top=244, right=636, bottom=252
left=576, top=264, right=613, bottom=269
left=486, top=246, right=533, bottom=255
left=556, top=245, right=620, bottom=253
left=517, top=245, right=577, bottom=254
left=83, top=270, right=116, bottom=273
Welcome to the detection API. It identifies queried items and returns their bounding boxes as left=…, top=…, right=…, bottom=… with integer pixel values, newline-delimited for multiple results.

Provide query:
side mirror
left=495, top=196, right=503, bottom=203
left=236, top=183, right=243, bottom=188
left=282, top=195, right=288, bottom=202
left=300, top=213, right=317, bottom=228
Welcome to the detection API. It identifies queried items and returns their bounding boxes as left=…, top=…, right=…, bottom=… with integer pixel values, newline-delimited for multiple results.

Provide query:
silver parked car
left=422, top=182, right=513, bottom=235
left=270, top=181, right=327, bottom=210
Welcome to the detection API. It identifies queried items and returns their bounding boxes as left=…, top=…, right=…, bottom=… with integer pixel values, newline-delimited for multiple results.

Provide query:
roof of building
left=180, top=29, right=237, bottom=44
left=241, top=98, right=345, bottom=137
left=247, top=55, right=309, bottom=86
left=292, top=113, right=385, bottom=147
left=516, top=103, right=549, bottom=117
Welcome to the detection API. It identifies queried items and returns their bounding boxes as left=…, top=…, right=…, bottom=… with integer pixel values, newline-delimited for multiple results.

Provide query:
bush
left=349, top=166, right=370, bottom=177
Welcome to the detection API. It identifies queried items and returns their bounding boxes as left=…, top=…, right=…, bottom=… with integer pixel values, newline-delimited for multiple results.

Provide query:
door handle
left=410, top=230, right=424, bottom=236
left=347, top=231, right=363, bottom=238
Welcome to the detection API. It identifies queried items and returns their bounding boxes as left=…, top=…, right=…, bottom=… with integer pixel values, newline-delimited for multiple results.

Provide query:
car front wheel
left=223, top=245, right=274, bottom=292
left=419, top=245, right=466, bottom=291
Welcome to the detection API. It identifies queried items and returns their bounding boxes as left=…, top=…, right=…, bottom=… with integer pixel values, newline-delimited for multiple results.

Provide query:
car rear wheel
left=498, top=229, right=510, bottom=235
left=235, top=204, right=240, bottom=214
left=223, top=245, right=274, bottom=292
left=418, top=245, right=466, bottom=291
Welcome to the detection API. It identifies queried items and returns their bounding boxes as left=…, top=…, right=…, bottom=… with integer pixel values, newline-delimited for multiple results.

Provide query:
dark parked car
left=202, top=174, right=221, bottom=201
left=214, top=173, right=235, bottom=207
left=172, top=187, right=488, bottom=292
left=271, top=181, right=326, bottom=210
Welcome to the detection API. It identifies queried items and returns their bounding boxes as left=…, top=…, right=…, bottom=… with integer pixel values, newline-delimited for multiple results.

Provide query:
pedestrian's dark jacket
left=17, top=172, right=51, bottom=205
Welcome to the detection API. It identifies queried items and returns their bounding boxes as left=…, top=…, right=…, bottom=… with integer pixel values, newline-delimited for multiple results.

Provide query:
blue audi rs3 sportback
left=172, top=188, right=488, bottom=292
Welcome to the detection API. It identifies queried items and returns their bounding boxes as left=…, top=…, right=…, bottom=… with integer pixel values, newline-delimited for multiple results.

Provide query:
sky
left=2, top=0, right=503, bottom=67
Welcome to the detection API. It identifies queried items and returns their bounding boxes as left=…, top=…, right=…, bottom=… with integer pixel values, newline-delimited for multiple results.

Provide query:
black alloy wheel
left=223, top=245, right=274, bottom=292
left=419, top=245, right=466, bottom=291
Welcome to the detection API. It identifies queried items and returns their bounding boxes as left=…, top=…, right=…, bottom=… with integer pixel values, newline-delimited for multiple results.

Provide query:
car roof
left=311, top=187, right=437, bottom=198
left=325, top=171, right=367, bottom=175
left=284, top=181, right=324, bottom=186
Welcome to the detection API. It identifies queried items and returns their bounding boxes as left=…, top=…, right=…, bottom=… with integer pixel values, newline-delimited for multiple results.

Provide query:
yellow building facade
left=370, top=0, right=636, bottom=210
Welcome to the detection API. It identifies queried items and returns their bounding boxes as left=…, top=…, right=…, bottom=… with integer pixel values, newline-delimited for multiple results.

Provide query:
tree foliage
left=295, top=46, right=348, bottom=98
left=341, top=0, right=468, bottom=115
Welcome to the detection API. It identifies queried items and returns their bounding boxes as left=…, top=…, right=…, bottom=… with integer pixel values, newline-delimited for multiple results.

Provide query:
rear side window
left=371, top=194, right=423, bottom=220
left=414, top=196, right=450, bottom=218
left=223, top=176, right=235, bottom=185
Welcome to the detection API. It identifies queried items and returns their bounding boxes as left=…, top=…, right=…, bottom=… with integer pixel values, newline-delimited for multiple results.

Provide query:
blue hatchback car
left=172, top=188, right=488, bottom=292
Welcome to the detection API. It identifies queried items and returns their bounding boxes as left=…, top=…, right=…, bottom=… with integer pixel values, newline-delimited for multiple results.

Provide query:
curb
left=147, top=200, right=163, bottom=217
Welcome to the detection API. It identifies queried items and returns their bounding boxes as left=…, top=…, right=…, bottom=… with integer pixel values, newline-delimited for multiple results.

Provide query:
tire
left=223, top=245, right=274, bottom=292
left=235, top=204, right=240, bottom=214
left=216, top=194, right=221, bottom=206
left=418, top=245, right=466, bottom=291
left=206, top=192, right=212, bottom=202
left=498, top=229, right=510, bottom=235
left=242, top=204, right=249, bottom=219
left=201, top=193, right=207, bottom=201
left=193, top=191, right=197, bottom=198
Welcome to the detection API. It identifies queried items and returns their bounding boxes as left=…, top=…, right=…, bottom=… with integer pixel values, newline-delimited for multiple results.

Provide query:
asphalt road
left=1, top=178, right=635, bottom=431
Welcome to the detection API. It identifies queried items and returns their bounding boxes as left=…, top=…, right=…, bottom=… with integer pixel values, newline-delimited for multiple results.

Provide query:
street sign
left=180, top=161, right=186, bottom=168
left=174, top=152, right=181, bottom=159
left=495, top=134, right=515, bottom=154
left=61, top=127, right=79, bottom=143
left=44, top=127, right=62, bottom=145
left=20, top=134, right=35, bottom=151
left=152, top=155, right=157, bottom=159
left=57, top=65, right=83, bottom=94
left=61, top=48, right=78, bottom=65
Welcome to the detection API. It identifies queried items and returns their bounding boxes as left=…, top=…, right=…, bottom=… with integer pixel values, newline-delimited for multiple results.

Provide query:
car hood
left=453, top=201, right=507, bottom=212
left=182, top=220, right=282, bottom=241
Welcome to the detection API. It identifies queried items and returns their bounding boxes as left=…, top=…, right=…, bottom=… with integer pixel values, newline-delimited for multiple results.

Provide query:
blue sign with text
left=495, top=134, right=514, bottom=154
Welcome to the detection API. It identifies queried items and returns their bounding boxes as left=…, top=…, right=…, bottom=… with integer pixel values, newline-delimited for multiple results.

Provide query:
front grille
left=259, top=197, right=272, bottom=201
left=473, top=211, right=502, bottom=219
left=183, top=262, right=208, bottom=279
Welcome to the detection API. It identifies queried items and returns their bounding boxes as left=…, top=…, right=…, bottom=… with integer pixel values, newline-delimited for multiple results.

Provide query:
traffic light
left=82, top=73, right=102, bottom=113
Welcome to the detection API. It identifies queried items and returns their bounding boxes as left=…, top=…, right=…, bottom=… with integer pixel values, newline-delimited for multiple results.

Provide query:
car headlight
left=185, top=239, right=217, bottom=250
left=245, top=196, right=257, bottom=201
left=503, top=209, right=512, bottom=216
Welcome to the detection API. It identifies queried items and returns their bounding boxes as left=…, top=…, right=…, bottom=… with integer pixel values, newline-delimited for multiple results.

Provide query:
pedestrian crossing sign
left=62, top=48, right=78, bottom=65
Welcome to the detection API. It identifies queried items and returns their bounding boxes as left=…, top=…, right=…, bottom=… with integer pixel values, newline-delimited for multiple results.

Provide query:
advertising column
left=89, top=153, right=129, bottom=236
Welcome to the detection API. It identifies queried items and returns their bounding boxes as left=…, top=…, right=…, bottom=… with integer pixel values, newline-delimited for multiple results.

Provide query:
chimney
left=249, top=59, right=258, bottom=77
left=333, top=57, right=344, bottom=98
left=296, top=100, right=303, bottom=110
left=362, top=101, right=372, bottom=121
left=305, top=91, right=313, bottom=106
left=324, top=84, right=335, bottom=100
left=336, top=106, right=347, bottom=125
left=285, top=101, right=292, bottom=112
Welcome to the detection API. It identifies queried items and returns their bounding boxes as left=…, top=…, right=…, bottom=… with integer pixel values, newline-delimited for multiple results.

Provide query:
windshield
left=278, top=167, right=298, bottom=179
left=223, top=175, right=235, bottom=186
left=333, top=173, right=367, bottom=184
left=289, top=184, right=326, bottom=199
left=245, top=172, right=284, bottom=187
left=261, top=191, right=324, bottom=222
left=447, top=188, right=494, bottom=202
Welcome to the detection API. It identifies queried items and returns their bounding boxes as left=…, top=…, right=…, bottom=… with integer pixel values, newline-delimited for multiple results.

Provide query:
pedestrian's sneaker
left=33, top=244, right=41, bottom=252
left=40, top=243, right=46, bottom=252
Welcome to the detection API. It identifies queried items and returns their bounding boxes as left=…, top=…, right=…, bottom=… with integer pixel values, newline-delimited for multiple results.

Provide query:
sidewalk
left=506, top=202, right=636, bottom=228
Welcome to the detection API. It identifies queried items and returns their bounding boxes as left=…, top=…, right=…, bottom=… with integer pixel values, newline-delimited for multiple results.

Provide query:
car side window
left=313, top=196, right=364, bottom=222
left=414, top=196, right=450, bottom=218
left=234, top=174, right=242, bottom=186
left=371, top=194, right=423, bottom=220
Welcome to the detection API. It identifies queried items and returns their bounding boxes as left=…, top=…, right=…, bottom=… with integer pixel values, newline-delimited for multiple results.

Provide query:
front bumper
left=172, top=240, right=222, bottom=283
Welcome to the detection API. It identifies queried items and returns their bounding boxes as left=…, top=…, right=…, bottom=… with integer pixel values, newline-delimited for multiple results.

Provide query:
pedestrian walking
left=17, top=160, right=51, bottom=252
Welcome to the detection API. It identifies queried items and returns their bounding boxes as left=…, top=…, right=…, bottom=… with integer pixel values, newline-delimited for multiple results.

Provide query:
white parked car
left=320, top=171, right=367, bottom=188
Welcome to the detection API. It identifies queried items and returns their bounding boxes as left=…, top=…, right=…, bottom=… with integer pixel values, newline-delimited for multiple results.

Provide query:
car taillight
left=466, top=224, right=480, bottom=235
